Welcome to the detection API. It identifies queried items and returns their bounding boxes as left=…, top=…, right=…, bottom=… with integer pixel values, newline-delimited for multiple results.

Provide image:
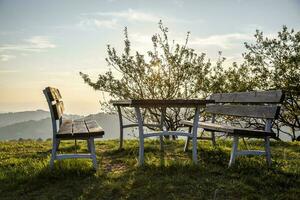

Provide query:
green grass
left=0, top=139, right=299, bottom=200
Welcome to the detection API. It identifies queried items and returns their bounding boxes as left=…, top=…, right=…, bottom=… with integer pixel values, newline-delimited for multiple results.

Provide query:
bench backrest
left=206, top=90, right=284, bottom=119
left=43, top=87, right=65, bottom=134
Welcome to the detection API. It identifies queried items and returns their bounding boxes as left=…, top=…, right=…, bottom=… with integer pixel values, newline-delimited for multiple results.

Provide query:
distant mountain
left=0, top=110, right=50, bottom=128
left=85, top=113, right=135, bottom=140
left=0, top=118, right=52, bottom=140
left=0, top=111, right=135, bottom=140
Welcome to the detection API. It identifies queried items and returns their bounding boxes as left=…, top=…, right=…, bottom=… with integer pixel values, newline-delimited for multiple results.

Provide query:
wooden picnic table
left=111, top=99, right=214, bottom=165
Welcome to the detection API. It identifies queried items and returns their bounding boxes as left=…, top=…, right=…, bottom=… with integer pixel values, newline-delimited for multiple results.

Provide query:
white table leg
left=117, top=106, right=124, bottom=149
left=160, top=107, right=166, bottom=151
left=192, top=106, right=200, bottom=164
left=183, top=126, right=192, bottom=152
left=229, top=135, right=239, bottom=167
left=135, top=106, right=145, bottom=166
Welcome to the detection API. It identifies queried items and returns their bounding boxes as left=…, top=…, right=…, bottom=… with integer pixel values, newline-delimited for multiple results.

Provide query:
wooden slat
left=73, top=120, right=88, bottom=134
left=181, top=121, right=275, bottom=138
left=57, top=120, right=73, bottom=138
left=208, top=90, right=284, bottom=104
left=45, top=87, right=62, bottom=101
left=200, top=122, right=275, bottom=138
left=111, top=99, right=214, bottom=107
left=57, top=119, right=104, bottom=139
left=58, top=120, right=73, bottom=134
left=85, top=120, right=104, bottom=137
left=52, top=101, right=64, bottom=120
left=206, top=104, right=280, bottom=119
left=200, top=122, right=235, bottom=133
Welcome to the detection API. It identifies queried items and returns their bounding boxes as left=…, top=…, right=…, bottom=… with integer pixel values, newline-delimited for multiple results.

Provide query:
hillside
left=0, top=111, right=134, bottom=140
left=0, top=110, right=50, bottom=127
left=0, top=139, right=299, bottom=199
left=0, top=118, right=52, bottom=140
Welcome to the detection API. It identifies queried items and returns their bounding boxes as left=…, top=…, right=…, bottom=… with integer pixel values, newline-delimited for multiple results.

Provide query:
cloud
left=78, top=18, right=118, bottom=29
left=190, top=33, right=253, bottom=49
left=172, top=0, right=184, bottom=7
left=79, top=9, right=204, bottom=30
left=0, top=70, right=19, bottom=73
left=94, top=9, right=160, bottom=23
left=0, top=36, right=56, bottom=53
left=0, top=54, right=16, bottom=62
left=25, top=36, right=56, bottom=49
left=78, top=9, right=160, bottom=30
left=130, top=33, right=153, bottom=44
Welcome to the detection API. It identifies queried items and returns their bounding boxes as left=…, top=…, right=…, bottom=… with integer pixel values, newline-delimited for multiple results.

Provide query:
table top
left=111, top=99, right=214, bottom=107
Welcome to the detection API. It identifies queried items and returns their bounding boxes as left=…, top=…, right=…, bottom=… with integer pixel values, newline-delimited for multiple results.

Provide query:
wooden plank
left=111, top=100, right=132, bottom=106
left=200, top=122, right=275, bottom=138
left=57, top=120, right=73, bottom=138
left=111, top=99, right=214, bottom=107
left=208, top=90, right=284, bottom=104
left=73, top=120, right=88, bottom=134
left=58, top=120, right=73, bottom=134
left=206, top=104, right=280, bottom=119
left=181, top=120, right=194, bottom=127
left=85, top=120, right=105, bottom=137
left=181, top=120, right=275, bottom=138
left=85, top=120, right=102, bottom=132
left=199, top=122, right=235, bottom=133
left=45, top=87, right=62, bottom=101
left=52, top=101, right=64, bottom=120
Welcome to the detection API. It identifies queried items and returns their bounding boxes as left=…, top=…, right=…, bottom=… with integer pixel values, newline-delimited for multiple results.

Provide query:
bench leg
left=184, top=126, right=192, bottom=152
left=87, top=139, right=91, bottom=152
left=211, top=132, right=216, bottom=147
left=56, top=139, right=61, bottom=151
left=88, top=138, right=98, bottom=170
left=229, top=136, right=239, bottom=167
left=264, top=136, right=272, bottom=166
left=160, top=107, right=166, bottom=152
left=211, top=114, right=216, bottom=147
left=192, top=107, right=200, bottom=164
left=135, top=106, right=145, bottom=166
left=117, top=106, right=124, bottom=149
left=159, top=135, right=164, bottom=151
left=50, top=139, right=59, bottom=169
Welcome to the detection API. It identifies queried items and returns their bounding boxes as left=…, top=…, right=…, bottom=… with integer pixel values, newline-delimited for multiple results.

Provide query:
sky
left=0, top=0, right=299, bottom=115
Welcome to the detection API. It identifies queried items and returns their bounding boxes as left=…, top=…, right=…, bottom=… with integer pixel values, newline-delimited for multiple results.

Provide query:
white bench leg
left=56, top=139, right=61, bottom=151
left=192, top=107, right=200, bottom=164
left=135, top=106, right=144, bottom=166
left=183, top=126, right=192, bottom=152
left=160, top=107, right=166, bottom=152
left=229, top=136, right=239, bottom=167
left=117, top=106, right=124, bottom=149
left=211, top=115, right=216, bottom=147
left=87, top=139, right=91, bottom=152
left=264, top=136, right=272, bottom=166
left=50, top=139, right=59, bottom=168
left=89, top=138, right=97, bottom=170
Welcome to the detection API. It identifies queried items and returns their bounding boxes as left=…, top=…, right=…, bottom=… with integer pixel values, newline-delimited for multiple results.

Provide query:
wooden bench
left=43, top=87, right=104, bottom=170
left=181, top=90, right=284, bottom=167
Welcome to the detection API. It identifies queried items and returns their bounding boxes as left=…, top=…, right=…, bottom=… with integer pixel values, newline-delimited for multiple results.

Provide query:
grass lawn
left=0, top=139, right=299, bottom=199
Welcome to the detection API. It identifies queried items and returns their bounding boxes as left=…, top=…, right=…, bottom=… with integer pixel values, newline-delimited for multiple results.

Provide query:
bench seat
left=57, top=119, right=104, bottom=139
left=181, top=120, right=275, bottom=138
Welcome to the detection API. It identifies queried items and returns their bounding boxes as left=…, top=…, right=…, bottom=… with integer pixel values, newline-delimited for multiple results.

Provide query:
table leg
left=135, top=106, right=145, bottom=166
left=117, top=106, right=124, bottom=149
left=183, top=126, right=192, bottom=152
left=192, top=106, right=200, bottom=164
left=160, top=107, right=166, bottom=151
